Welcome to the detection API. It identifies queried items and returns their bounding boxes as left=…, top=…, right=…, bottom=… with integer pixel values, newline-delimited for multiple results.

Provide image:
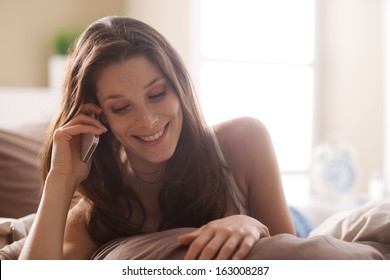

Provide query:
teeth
left=138, top=127, right=165, bottom=142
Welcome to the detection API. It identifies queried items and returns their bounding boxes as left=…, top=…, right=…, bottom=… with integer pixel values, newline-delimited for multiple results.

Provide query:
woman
left=19, top=16, right=295, bottom=260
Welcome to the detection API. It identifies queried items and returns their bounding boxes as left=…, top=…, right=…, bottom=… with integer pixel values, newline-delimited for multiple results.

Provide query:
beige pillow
left=309, top=200, right=390, bottom=243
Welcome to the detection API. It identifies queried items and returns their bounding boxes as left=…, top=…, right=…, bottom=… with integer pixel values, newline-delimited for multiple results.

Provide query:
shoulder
left=213, top=117, right=271, bottom=151
left=212, top=117, right=274, bottom=189
left=213, top=117, right=278, bottom=185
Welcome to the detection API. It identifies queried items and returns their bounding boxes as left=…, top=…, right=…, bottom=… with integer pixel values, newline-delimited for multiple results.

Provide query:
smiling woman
left=18, top=16, right=295, bottom=260
left=1, top=14, right=389, bottom=263
left=96, top=55, right=183, bottom=166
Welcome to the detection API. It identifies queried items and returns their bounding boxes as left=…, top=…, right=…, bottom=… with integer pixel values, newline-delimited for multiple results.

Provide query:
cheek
left=170, top=95, right=183, bottom=118
left=107, top=120, right=130, bottom=141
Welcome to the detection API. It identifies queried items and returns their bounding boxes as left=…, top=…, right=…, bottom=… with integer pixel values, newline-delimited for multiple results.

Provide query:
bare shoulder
left=214, top=117, right=271, bottom=151
left=213, top=117, right=273, bottom=194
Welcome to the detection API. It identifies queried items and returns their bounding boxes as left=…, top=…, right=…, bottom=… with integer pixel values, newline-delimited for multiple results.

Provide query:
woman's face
left=96, top=54, right=183, bottom=170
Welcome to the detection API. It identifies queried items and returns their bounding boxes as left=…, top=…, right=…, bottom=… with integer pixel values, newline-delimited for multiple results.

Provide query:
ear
left=100, top=114, right=108, bottom=124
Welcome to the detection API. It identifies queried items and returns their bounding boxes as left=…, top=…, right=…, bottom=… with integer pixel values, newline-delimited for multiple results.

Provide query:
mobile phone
left=80, top=114, right=100, bottom=163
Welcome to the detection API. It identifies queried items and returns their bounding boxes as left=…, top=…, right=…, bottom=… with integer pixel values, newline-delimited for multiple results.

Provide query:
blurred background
left=0, top=0, right=389, bottom=210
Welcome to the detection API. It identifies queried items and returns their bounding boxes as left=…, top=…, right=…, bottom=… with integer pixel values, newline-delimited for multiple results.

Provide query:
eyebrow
left=103, top=77, right=165, bottom=102
left=144, top=77, right=165, bottom=89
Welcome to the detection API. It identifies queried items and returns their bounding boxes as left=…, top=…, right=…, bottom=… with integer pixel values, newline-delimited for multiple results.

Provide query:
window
left=193, top=0, right=316, bottom=204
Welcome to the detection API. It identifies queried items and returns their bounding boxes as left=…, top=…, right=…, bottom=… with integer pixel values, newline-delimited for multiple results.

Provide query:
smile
left=137, top=124, right=167, bottom=142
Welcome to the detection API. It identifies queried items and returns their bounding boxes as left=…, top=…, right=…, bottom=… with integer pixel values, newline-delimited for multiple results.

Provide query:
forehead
left=95, top=54, right=164, bottom=95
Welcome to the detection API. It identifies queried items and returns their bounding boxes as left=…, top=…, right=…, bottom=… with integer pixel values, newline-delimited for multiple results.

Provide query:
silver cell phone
left=80, top=114, right=100, bottom=163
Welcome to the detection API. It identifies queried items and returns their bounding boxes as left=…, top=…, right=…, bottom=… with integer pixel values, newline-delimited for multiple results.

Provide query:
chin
left=148, top=150, right=176, bottom=164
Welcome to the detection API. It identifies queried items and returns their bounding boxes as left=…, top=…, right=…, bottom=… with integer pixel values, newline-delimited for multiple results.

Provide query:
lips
left=136, top=124, right=168, bottom=143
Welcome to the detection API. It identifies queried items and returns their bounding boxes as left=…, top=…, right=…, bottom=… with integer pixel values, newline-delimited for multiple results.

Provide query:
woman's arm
left=18, top=173, right=74, bottom=259
left=19, top=174, right=97, bottom=259
left=18, top=104, right=106, bottom=259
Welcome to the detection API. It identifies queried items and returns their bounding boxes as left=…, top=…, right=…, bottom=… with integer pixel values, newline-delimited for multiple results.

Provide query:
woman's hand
left=178, top=215, right=269, bottom=260
left=50, top=103, right=107, bottom=189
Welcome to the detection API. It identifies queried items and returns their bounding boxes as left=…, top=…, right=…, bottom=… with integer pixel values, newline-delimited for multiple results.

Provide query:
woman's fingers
left=230, top=235, right=256, bottom=260
left=68, top=103, right=107, bottom=131
left=214, top=233, right=242, bottom=260
left=182, top=227, right=249, bottom=260
left=53, top=104, right=107, bottom=154
left=183, top=228, right=214, bottom=259
left=178, top=229, right=201, bottom=245
left=53, top=122, right=106, bottom=145
left=66, top=112, right=106, bottom=130
left=179, top=215, right=269, bottom=260
left=65, top=121, right=107, bottom=135
left=230, top=225, right=269, bottom=260
left=199, top=230, right=257, bottom=260
left=50, top=104, right=107, bottom=175
left=197, top=231, right=231, bottom=260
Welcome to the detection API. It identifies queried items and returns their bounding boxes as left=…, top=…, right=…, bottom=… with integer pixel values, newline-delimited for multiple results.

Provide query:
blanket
left=1, top=200, right=389, bottom=260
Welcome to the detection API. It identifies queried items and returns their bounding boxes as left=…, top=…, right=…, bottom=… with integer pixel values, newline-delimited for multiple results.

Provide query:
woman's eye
left=149, top=91, right=167, bottom=100
left=111, top=105, right=130, bottom=114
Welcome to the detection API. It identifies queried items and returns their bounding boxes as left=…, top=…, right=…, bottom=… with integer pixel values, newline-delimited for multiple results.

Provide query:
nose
left=134, top=105, right=158, bottom=129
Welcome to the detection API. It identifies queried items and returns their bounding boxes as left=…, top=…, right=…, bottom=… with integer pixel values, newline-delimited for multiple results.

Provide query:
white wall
left=384, top=0, right=390, bottom=194
left=125, top=0, right=191, bottom=68
left=0, top=0, right=125, bottom=87
left=316, top=0, right=385, bottom=193
left=0, top=88, right=59, bottom=129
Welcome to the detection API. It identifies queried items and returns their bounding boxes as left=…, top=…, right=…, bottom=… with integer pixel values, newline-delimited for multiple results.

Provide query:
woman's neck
left=124, top=150, right=166, bottom=186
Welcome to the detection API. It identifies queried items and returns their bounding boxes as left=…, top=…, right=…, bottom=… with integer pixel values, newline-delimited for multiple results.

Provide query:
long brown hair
left=41, top=16, right=230, bottom=244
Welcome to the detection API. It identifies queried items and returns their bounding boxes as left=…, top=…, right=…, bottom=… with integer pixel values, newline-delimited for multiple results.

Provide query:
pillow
left=309, top=200, right=390, bottom=243
left=0, top=123, right=47, bottom=218
left=91, top=201, right=390, bottom=260
left=91, top=228, right=385, bottom=260
left=1, top=229, right=384, bottom=260
left=1, top=209, right=387, bottom=260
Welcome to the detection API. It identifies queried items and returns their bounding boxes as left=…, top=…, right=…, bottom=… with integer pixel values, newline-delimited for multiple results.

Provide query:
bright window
left=194, top=0, right=316, bottom=203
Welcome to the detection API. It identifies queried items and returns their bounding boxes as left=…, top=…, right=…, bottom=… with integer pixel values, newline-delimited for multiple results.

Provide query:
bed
left=0, top=88, right=389, bottom=260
